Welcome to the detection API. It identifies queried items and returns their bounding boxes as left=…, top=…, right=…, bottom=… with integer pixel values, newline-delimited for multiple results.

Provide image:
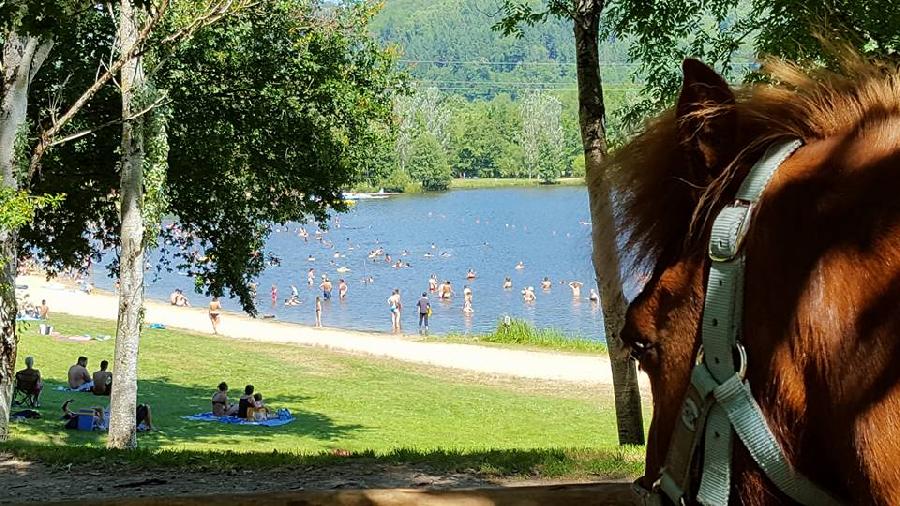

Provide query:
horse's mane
left=606, top=52, right=900, bottom=274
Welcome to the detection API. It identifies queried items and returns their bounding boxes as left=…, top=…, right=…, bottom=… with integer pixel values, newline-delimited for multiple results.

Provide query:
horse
left=607, top=54, right=900, bottom=505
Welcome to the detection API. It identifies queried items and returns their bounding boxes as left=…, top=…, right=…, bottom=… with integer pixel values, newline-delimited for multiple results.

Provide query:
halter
left=633, top=140, right=844, bottom=506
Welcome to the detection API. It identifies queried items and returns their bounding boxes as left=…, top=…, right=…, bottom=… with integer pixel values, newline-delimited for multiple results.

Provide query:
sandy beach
left=17, top=275, right=648, bottom=387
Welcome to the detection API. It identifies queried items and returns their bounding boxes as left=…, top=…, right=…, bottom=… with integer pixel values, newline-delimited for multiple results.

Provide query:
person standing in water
left=428, top=274, right=438, bottom=292
left=416, top=292, right=431, bottom=335
left=462, top=286, right=474, bottom=314
left=270, top=284, right=277, bottom=308
left=314, top=296, right=323, bottom=327
left=540, top=277, right=552, bottom=290
left=209, top=297, right=222, bottom=334
left=338, top=279, right=348, bottom=300
left=388, top=289, right=402, bottom=332
left=307, top=268, right=315, bottom=287
left=440, top=281, right=453, bottom=300
left=503, top=277, right=512, bottom=289
left=320, top=276, right=333, bottom=300
left=569, top=281, right=583, bottom=298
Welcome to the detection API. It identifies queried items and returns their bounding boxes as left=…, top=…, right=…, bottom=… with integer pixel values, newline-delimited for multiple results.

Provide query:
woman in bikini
left=209, top=297, right=222, bottom=334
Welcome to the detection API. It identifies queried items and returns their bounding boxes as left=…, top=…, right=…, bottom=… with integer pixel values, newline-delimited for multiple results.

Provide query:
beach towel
left=56, top=382, right=94, bottom=392
left=182, top=409, right=294, bottom=427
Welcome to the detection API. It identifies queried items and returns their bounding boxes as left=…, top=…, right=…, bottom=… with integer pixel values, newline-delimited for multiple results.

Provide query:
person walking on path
left=315, top=296, right=323, bottom=328
left=388, top=289, right=402, bottom=332
left=209, top=297, right=222, bottom=334
left=416, top=292, right=431, bottom=335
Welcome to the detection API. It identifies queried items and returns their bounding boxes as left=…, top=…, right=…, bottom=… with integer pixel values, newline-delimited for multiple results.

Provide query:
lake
left=99, top=186, right=641, bottom=340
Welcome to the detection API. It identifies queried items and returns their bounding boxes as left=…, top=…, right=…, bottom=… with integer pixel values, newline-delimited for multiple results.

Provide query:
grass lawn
left=6, top=313, right=645, bottom=480
left=440, top=319, right=607, bottom=355
left=449, top=177, right=585, bottom=190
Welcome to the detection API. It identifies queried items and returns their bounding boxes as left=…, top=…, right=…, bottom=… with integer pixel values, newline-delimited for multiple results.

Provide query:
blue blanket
left=182, top=411, right=295, bottom=427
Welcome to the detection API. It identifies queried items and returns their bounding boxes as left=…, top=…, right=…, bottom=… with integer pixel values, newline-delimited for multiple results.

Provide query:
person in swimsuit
left=320, top=277, right=333, bottom=300
left=270, top=284, right=277, bottom=307
left=589, top=288, right=600, bottom=303
left=503, top=277, right=512, bottom=289
left=569, top=281, right=583, bottom=298
left=515, top=261, right=525, bottom=270
left=466, top=269, right=476, bottom=280
left=315, top=296, right=323, bottom=327
left=428, top=275, right=438, bottom=292
left=440, top=281, right=453, bottom=300
left=307, top=268, right=315, bottom=286
left=209, top=297, right=222, bottom=334
left=388, top=289, right=402, bottom=332
left=541, top=277, right=552, bottom=290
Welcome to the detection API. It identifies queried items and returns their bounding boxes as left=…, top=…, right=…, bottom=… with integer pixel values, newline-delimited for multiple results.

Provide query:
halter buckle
left=708, top=201, right=755, bottom=262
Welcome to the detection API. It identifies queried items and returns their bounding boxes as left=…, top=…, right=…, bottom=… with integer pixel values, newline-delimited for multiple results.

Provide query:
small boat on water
left=342, top=189, right=393, bottom=200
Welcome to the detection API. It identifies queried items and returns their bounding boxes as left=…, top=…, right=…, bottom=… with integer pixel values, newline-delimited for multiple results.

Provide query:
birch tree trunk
left=0, top=33, right=52, bottom=441
left=108, top=0, right=146, bottom=449
left=572, top=0, right=645, bottom=445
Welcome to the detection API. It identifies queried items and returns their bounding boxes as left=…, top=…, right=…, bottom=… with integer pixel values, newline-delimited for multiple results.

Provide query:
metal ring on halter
left=695, top=344, right=748, bottom=380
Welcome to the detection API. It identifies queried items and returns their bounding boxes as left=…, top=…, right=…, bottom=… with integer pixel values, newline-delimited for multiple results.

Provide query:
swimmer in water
left=424, top=252, right=433, bottom=258
left=540, top=277, right=552, bottom=290
left=463, top=285, right=472, bottom=300
left=569, top=281, right=583, bottom=298
left=503, top=277, right=512, bottom=289
left=589, top=289, right=600, bottom=302
left=307, top=255, right=315, bottom=262
left=338, top=279, right=348, bottom=300
left=522, top=286, right=536, bottom=303
left=466, top=269, right=476, bottom=280
left=440, top=281, right=453, bottom=300
left=307, top=268, right=315, bottom=286
left=428, top=275, right=438, bottom=292
left=270, top=284, right=278, bottom=307
left=515, top=261, right=525, bottom=270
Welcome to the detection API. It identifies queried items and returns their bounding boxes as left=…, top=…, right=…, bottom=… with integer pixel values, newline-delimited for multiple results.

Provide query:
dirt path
left=19, top=276, right=648, bottom=387
left=0, top=454, right=605, bottom=504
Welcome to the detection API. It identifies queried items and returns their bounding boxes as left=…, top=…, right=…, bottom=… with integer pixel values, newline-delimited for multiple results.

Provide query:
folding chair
left=13, top=370, right=41, bottom=408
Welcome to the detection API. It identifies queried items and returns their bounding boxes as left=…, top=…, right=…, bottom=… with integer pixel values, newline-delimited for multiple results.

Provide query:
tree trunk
left=572, top=0, right=645, bottom=445
left=0, top=33, right=52, bottom=441
left=108, top=0, right=146, bottom=449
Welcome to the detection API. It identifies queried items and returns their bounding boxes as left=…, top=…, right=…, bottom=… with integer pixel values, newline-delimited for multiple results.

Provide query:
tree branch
left=27, top=0, right=172, bottom=182
left=47, top=94, right=169, bottom=148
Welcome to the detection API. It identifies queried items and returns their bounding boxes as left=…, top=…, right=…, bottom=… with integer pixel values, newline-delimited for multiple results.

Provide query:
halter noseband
left=633, top=140, right=844, bottom=506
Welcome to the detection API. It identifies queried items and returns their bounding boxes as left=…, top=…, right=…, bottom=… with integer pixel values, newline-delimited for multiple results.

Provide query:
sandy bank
left=18, top=275, right=649, bottom=387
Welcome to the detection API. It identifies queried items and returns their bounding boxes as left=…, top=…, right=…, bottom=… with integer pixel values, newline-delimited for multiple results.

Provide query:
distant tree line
left=366, top=85, right=634, bottom=192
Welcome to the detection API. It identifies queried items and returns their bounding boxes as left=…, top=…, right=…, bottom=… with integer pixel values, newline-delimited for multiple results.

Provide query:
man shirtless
left=569, top=281, right=583, bottom=298
left=68, top=357, right=92, bottom=390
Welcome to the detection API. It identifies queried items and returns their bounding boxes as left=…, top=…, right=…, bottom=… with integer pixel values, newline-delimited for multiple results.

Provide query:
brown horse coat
left=610, top=55, right=900, bottom=504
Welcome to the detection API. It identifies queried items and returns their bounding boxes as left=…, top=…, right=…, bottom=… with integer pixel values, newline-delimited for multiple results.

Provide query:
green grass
left=449, top=177, right=585, bottom=190
left=443, top=319, right=607, bottom=355
left=6, top=313, right=641, bottom=479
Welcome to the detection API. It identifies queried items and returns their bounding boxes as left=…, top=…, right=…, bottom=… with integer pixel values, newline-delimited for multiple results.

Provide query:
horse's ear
left=676, top=59, right=737, bottom=181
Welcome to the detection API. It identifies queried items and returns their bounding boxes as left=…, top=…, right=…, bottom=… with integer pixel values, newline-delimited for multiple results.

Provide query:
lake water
left=98, top=187, right=640, bottom=340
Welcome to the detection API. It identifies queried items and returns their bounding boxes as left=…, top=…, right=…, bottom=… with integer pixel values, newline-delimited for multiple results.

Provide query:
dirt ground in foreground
left=0, top=456, right=593, bottom=504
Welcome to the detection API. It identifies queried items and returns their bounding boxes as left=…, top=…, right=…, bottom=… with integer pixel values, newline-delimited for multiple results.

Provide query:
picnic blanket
left=182, top=410, right=294, bottom=427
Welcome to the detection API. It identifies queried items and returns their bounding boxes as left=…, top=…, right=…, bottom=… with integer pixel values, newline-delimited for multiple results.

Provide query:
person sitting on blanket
left=211, top=382, right=238, bottom=417
left=14, top=356, right=43, bottom=407
left=67, top=356, right=92, bottom=391
left=91, top=360, right=113, bottom=396
left=249, top=393, right=271, bottom=421
left=237, top=384, right=258, bottom=419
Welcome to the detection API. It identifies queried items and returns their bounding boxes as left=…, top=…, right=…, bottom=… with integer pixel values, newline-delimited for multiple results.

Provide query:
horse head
left=612, top=54, right=900, bottom=503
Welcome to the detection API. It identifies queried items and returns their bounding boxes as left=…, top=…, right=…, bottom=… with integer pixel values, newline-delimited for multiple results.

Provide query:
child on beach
left=315, top=296, right=323, bottom=327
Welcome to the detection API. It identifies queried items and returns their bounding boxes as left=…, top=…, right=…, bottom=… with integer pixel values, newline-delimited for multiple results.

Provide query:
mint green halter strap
left=654, top=139, right=844, bottom=506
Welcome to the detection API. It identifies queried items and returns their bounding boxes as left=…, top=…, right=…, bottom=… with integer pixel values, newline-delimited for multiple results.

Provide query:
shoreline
left=18, top=275, right=648, bottom=387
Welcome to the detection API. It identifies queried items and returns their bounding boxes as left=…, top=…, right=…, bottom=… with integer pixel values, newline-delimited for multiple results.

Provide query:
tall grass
left=446, top=319, right=607, bottom=354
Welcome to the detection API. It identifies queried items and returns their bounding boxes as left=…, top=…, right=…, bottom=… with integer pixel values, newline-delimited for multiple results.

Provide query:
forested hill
left=370, top=0, right=633, bottom=99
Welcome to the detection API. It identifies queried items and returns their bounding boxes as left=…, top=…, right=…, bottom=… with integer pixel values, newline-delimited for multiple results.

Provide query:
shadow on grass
left=1, top=442, right=644, bottom=480
left=11, top=378, right=365, bottom=448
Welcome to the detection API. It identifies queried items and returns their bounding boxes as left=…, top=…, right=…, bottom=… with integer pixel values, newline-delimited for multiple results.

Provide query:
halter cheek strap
left=639, top=140, right=845, bottom=506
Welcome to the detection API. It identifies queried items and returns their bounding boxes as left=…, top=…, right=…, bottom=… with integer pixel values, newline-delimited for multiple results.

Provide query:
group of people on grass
left=211, top=382, right=272, bottom=421
left=67, top=356, right=113, bottom=396
left=13, top=355, right=154, bottom=431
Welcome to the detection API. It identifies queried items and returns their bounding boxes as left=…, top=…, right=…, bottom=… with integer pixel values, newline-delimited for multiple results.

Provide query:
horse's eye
left=629, top=340, right=654, bottom=361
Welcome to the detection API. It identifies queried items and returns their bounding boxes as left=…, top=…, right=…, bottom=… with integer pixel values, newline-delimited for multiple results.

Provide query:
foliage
left=407, top=132, right=452, bottom=191
left=445, top=318, right=607, bottom=354
left=0, top=189, right=61, bottom=233
left=519, top=91, right=565, bottom=182
left=11, top=313, right=634, bottom=455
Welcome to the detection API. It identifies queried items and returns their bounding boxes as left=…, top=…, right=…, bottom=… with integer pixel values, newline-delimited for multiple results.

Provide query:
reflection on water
left=98, top=187, right=641, bottom=340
